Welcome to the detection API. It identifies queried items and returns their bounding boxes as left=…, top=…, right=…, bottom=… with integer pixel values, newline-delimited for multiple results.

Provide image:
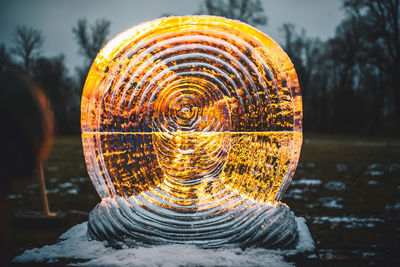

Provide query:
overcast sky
left=0, top=0, right=345, bottom=73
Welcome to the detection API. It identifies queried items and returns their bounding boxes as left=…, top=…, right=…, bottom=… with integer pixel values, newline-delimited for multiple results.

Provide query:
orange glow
left=81, top=16, right=302, bottom=206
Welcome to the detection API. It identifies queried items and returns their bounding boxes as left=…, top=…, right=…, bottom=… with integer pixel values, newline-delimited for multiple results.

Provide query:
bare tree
left=72, top=18, right=111, bottom=88
left=72, top=18, right=111, bottom=63
left=343, top=0, right=400, bottom=132
left=0, top=43, right=12, bottom=73
left=198, top=0, right=267, bottom=27
left=11, top=26, right=44, bottom=73
left=33, top=55, right=79, bottom=133
left=280, top=24, right=331, bottom=132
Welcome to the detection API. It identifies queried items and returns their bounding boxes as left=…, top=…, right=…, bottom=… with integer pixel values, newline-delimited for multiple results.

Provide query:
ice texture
left=80, top=16, right=303, bottom=247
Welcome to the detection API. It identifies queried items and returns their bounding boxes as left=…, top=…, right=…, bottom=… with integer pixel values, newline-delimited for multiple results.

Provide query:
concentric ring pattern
left=81, top=16, right=302, bottom=248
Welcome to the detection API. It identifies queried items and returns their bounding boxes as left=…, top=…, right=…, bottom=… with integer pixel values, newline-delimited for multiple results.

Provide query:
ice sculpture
left=81, top=16, right=302, bottom=248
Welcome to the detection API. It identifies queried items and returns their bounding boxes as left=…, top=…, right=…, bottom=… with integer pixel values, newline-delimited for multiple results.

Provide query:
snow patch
left=367, top=163, right=383, bottom=170
left=388, top=163, right=400, bottom=173
left=313, top=216, right=383, bottom=229
left=7, top=194, right=22, bottom=200
left=385, top=202, right=400, bottom=212
left=365, top=163, right=385, bottom=176
left=71, top=177, right=88, bottom=182
left=46, top=188, right=60, bottom=194
left=285, top=189, right=305, bottom=200
left=294, top=217, right=314, bottom=252
left=336, top=163, right=348, bottom=172
left=13, top=218, right=314, bottom=266
left=319, top=197, right=343, bottom=209
left=291, top=178, right=322, bottom=186
left=365, top=170, right=384, bottom=176
left=67, top=188, right=79, bottom=195
left=319, top=248, right=376, bottom=260
left=324, top=181, right=346, bottom=191
left=59, top=182, right=74, bottom=188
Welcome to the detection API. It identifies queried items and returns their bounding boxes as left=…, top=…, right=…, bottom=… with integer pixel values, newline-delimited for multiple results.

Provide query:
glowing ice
left=81, top=16, right=302, bottom=248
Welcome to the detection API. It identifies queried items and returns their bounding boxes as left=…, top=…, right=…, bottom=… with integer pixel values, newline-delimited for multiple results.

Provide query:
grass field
left=5, top=133, right=400, bottom=266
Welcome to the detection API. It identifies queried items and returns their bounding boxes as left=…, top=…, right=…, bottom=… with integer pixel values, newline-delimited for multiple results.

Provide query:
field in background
left=6, top=134, right=400, bottom=265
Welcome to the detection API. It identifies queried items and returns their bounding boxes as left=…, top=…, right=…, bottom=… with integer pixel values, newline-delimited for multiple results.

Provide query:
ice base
left=13, top=217, right=314, bottom=266
left=87, top=197, right=300, bottom=249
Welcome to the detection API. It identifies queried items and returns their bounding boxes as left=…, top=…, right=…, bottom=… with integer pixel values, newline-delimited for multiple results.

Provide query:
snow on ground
left=385, top=202, right=400, bottom=212
left=70, top=177, right=88, bottom=182
left=318, top=248, right=377, bottom=260
left=285, top=188, right=305, bottom=200
left=291, top=178, right=322, bottom=186
left=364, top=170, right=384, bottom=176
left=365, top=163, right=385, bottom=176
left=13, top=218, right=314, bottom=267
left=319, top=197, right=343, bottom=209
left=46, top=188, right=60, bottom=194
left=388, top=163, right=400, bottom=172
left=313, top=216, right=383, bottom=229
left=294, top=217, right=315, bottom=252
left=58, top=182, right=74, bottom=188
left=66, top=188, right=79, bottom=195
left=336, top=163, right=348, bottom=172
left=324, top=181, right=346, bottom=191
left=7, top=194, right=22, bottom=199
left=30, top=181, right=80, bottom=195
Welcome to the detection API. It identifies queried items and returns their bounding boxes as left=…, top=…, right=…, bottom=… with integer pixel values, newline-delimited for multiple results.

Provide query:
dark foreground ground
left=4, top=134, right=400, bottom=266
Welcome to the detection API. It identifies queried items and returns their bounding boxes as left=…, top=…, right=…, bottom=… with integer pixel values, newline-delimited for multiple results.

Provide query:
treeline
left=0, top=0, right=398, bottom=135
left=281, top=0, right=400, bottom=134
left=0, top=20, right=110, bottom=134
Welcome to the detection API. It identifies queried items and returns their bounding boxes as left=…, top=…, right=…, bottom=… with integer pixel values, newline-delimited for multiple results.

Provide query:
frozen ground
left=13, top=218, right=314, bottom=267
left=6, top=135, right=400, bottom=265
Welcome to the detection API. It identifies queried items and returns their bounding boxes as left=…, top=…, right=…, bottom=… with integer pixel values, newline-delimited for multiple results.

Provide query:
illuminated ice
left=81, top=16, right=303, bottom=248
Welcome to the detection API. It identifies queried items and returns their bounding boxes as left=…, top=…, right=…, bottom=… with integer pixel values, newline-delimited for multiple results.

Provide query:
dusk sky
left=0, top=0, right=345, bottom=73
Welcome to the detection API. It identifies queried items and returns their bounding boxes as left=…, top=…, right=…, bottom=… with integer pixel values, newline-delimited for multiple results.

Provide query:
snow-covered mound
left=13, top=217, right=314, bottom=267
